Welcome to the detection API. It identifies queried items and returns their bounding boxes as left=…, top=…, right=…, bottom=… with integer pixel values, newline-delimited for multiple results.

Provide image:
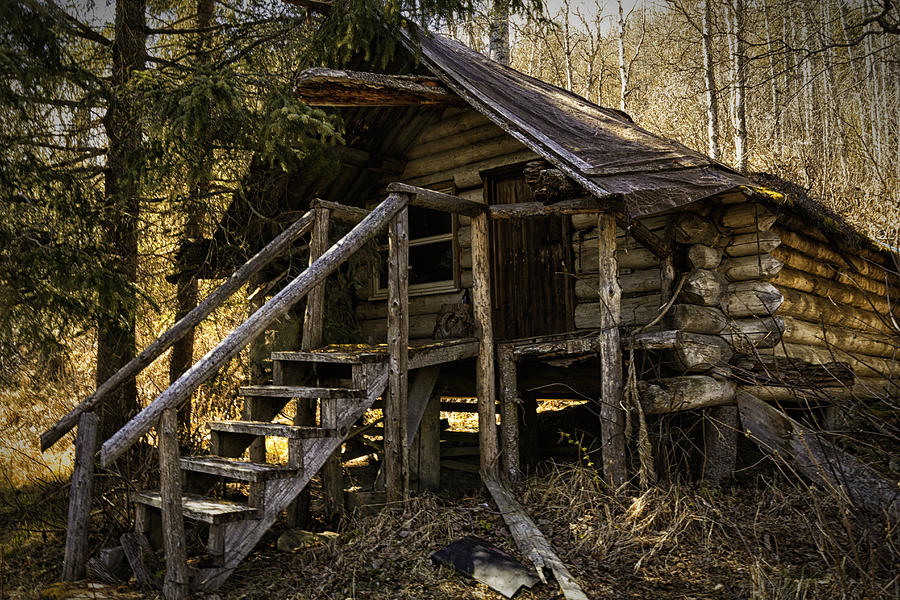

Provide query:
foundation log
left=639, top=376, right=736, bottom=414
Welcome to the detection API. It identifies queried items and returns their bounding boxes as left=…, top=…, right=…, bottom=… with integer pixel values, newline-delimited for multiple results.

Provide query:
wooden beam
left=42, top=210, right=317, bottom=451
left=62, top=412, right=99, bottom=581
left=159, top=408, right=189, bottom=600
left=498, top=344, right=520, bottom=482
left=386, top=207, right=410, bottom=503
left=472, top=212, right=501, bottom=478
left=387, top=182, right=487, bottom=216
left=737, top=392, right=900, bottom=523
left=296, top=68, right=463, bottom=107
left=406, top=366, right=441, bottom=446
left=100, top=194, right=408, bottom=467
left=483, top=475, right=589, bottom=600
left=597, top=212, right=627, bottom=488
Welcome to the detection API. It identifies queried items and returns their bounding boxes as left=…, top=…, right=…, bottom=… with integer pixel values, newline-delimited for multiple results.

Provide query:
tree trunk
left=489, top=0, right=509, bottom=65
left=725, top=0, right=747, bottom=172
left=168, top=0, right=215, bottom=440
left=617, top=0, right=629, bottom=113
left=701, top=0, right=720, bottom=161
left=97, top=0, right=146, bottom=442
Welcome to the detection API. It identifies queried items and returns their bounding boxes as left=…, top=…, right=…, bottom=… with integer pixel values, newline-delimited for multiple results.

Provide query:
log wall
left=355, top=108, right=537, bottom=343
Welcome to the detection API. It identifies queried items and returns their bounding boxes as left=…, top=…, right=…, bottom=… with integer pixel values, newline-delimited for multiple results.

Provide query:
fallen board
left=737, top=392, right=899, bottom=523
left=483, top=475, right=589, bottom=600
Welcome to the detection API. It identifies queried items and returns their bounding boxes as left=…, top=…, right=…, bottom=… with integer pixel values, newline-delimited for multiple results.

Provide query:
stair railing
left=50, top=183, right=484, bottom=589
left=48, top=199, right=366, bottom=582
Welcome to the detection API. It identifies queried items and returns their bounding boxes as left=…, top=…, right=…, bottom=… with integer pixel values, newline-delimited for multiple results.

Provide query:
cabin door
left=486, top=170, right=574, bottom=340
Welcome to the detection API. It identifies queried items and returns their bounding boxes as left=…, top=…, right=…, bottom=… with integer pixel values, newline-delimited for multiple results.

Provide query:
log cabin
left=44, top=25, right=900, bottom=597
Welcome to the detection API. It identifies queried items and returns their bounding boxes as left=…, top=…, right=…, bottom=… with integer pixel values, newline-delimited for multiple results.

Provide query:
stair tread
left=132, top=491, right=258, bottom=524
left=179, top=456, right=299, bottom=482
left=207, top=420, right=336, bottom=438
left=238, top=385, right=366, bottom=399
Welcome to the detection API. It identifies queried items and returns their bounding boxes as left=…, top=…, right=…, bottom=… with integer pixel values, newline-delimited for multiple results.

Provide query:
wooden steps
left=132, top=492, right=258, bottom=524
left=207, top=420, right=337, bottom=439
left=179, top=456, right=298, bottom=482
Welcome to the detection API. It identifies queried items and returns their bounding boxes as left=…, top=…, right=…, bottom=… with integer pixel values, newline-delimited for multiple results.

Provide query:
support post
left=386, top=204, right=410, bottom=504
left=158, top=408, right=188, bottom=600
left=703, top=405, right=739, bottom=484
left=597, top=212, right=627, bottom=489
left=308, top=207, right=344, bottom=518
left=410, top=391, right=441, bottom=491
left=498, top=344, right=520, bottom=483
left=472, top=211, right=500, bottom=478
left=62, top=411, right=99, bottom=581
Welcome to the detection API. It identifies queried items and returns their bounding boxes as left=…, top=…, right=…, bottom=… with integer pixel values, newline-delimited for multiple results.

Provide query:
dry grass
left=1, top=458, right=897, bottom=599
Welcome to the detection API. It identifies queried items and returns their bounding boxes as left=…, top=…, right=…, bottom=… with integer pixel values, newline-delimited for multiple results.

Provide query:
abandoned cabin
left=43, top=27, right=900, bottom=597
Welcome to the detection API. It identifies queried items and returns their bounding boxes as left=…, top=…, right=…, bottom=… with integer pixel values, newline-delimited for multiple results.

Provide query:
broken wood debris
left=483, top=474, right=589, bottom=600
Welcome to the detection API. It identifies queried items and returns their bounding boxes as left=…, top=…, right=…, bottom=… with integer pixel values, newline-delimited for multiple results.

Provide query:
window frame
left=369, top=180, right=460, bottom=300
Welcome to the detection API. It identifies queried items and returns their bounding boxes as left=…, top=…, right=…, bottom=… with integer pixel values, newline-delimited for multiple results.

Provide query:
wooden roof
left=402, top=28, right=750, bottom=218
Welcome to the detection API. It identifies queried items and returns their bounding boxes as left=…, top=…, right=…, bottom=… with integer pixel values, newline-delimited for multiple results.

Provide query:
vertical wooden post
left=497, top=344, right=520, bottom=483
left=597, top=212, right=627, bottom=489
left=309, top=207, right=344, bottom=518
left=246, top=274, right=267, bottom=468
left=409, top=391, right=441, bottom=491
left=703, top=405, right=739, bottom=484
left=62, top=411, right=99, bottom=581
left=386, top=203, right=409, bottom=504
left=158, top=408, right=188, bottom=599
left=472, top=211, right=500, bottom=478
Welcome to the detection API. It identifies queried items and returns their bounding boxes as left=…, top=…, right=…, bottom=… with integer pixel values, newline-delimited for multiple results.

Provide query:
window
left=370, top=182, right=459, bottom=299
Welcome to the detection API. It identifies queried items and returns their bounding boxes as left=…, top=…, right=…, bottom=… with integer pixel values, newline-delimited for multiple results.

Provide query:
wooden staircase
left=133, top=350, right=389, bottom=592
left=43, top=185, right=492, bottom=598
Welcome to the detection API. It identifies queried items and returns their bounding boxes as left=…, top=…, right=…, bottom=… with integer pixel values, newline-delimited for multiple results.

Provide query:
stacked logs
left=763, top=214, right=900, bottom=401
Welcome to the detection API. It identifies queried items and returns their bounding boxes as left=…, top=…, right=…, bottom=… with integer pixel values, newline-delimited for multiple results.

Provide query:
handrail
left=99, top=192, right=409, bottom=467
left=40, top=209, right=319, bottom=451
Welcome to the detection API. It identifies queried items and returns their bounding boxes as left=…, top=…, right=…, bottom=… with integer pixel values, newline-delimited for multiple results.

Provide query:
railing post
left=597, top=211, right=626, bottom=489
left=386, top=200, right=410, bottom=504
left=62, top=411, right=99, bottom=581
left=471, top=211, right=500, bottom=478
left=159, top=408, right=188, bottom=599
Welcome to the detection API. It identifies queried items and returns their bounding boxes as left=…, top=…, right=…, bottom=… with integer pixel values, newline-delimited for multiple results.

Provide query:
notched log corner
left=523, top=160, right=587, bottom=204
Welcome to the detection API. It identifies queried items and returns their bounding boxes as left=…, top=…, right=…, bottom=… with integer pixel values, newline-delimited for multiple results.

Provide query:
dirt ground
left=2, top=457, right=897, bottom=600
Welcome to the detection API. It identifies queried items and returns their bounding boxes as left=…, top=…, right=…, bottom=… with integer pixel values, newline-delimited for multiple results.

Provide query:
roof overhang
left=296, top=68, right=464, bottom=107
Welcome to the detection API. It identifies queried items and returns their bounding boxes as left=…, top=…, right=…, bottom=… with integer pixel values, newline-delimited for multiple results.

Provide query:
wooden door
left=487, top=171, right=574, bottom=340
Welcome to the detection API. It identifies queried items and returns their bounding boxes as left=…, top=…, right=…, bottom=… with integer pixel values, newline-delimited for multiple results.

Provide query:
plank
left=737, top=392, right=900, bottom=523
left=239, top=386, right=365, bottom=399
left=179, top=456, right=297, bottom=482
left=62, top=412, right=99, bottom=581
left=42, top=210, right=317, bottom=451
left=483, top=475, right=589, bottom=600
left=206, top=421, right=336, bottom=439
left=100, top=193, right=409, bottom=467
left=132, top=492, right=259, bottom=525
left=119, top=532, right=161, bottom=590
